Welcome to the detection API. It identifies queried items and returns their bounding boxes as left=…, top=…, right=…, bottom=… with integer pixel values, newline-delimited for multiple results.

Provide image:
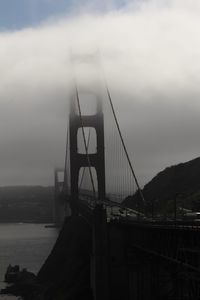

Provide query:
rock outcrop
left=1, top=216, right=93, bottom=300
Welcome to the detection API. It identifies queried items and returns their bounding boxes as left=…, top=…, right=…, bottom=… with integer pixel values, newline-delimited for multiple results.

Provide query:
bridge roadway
left=74, top=197, right=200, bottom=300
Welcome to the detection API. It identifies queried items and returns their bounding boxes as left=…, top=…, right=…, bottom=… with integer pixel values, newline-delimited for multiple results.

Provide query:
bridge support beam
left=91, top=205, right=109, bottom=300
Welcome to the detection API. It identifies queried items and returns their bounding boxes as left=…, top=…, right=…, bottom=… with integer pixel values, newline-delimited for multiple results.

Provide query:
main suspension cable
left=105, top=85, right=145, bottom=206
left=63, top=128, right=69, bottom=194
left=97, top=52, right=145, bottom=207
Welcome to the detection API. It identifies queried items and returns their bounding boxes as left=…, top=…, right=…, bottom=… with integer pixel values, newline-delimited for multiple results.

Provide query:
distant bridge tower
left=69, top=94, right=106, bottom=214
left=54, top=167, right=71, bottom=226
left=54, top=168, right=65, bottom=226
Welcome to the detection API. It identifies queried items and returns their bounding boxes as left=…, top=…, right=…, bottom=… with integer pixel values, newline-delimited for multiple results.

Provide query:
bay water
left=0, top=223, right=58, bottom=299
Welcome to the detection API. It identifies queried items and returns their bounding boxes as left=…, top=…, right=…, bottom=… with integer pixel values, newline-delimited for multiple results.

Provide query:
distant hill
left=123, top=157, right=200, bottom=214
left=0, top=186, right=54, bottom=223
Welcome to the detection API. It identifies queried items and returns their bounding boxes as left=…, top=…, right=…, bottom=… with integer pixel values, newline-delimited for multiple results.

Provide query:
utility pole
left=174, top=194, right=178, bottom=226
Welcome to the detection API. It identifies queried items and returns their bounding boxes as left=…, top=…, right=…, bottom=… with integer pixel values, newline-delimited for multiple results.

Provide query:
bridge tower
left=69, top=94, right=106, bottom=214
left=69, top=54, right=108, bottom=300
left=69, top=94, right=109, bottom=300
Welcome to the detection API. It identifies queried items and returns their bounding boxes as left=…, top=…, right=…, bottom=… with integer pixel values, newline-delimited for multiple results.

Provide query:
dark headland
left=124, top=156, right=200, bottom=215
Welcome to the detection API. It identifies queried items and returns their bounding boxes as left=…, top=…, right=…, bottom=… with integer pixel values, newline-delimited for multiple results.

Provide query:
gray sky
left=0, top=0, right=200, bottom=189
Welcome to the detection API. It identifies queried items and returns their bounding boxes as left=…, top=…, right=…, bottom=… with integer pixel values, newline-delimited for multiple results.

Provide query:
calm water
left=0, top=223, right=58, bottom=300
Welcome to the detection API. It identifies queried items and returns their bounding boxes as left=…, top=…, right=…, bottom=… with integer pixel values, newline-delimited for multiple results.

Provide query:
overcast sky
left=0, top=0, right=200, bottom=191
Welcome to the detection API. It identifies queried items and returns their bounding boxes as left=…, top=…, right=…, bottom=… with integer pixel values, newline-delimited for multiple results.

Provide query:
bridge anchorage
left=53, top=54, right=200, bottom=300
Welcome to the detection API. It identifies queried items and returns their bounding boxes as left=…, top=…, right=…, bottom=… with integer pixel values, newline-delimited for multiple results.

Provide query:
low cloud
left=0, top=0, right=200, bottom=189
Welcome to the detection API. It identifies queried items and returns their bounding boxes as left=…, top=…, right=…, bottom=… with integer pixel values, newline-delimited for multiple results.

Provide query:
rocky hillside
left=123, top=157, right=200, bottom=214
